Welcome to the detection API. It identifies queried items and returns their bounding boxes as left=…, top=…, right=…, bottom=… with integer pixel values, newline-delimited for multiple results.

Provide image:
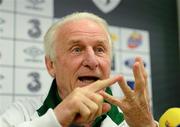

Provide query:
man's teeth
left=81, top=79, right=96, bottom=83
left=78, top=76, right=99, bottom=84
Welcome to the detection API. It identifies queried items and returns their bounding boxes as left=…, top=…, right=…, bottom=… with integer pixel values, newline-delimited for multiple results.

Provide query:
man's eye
left=96, top=47, right=104, bottom=53
left=72, top=47, right=81, bottom=53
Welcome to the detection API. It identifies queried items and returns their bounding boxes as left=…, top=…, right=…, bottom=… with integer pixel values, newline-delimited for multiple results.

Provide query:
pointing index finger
left=85, top=75, right=121, bottom=92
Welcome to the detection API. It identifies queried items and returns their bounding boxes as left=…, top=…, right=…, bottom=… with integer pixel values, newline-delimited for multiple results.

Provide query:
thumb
left=102, top=103, right=111, bottom=114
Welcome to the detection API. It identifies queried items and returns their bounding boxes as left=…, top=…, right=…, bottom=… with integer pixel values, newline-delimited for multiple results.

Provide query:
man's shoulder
left=1, top=96, right=45, bottom=119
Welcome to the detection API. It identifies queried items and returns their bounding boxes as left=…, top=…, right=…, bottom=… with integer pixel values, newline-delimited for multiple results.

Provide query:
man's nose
left=82, top=48, right=99, bottom=70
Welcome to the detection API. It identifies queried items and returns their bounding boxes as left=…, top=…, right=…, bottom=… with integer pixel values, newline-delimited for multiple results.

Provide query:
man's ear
left=45, top=56, right=55, bottom=78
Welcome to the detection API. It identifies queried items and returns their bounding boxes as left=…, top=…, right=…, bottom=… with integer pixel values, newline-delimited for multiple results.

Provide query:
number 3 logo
left=28, top=19, right=42, bottom=38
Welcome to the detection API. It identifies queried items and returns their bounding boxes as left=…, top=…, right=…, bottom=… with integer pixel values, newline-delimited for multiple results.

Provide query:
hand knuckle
left=85, top=110, right=91, bottom=116
left=97, top=95, right=103, bottom=102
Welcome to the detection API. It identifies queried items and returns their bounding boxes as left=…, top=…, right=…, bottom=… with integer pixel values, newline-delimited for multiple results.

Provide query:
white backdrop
left=0, top=0, right=152, bottom=114
left=0, top=0, right=54, bottom=113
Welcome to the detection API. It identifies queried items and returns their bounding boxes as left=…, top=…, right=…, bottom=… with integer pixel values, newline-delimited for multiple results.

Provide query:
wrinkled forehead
left=56, top=19, right=110, bottom=43
left=59, top=19, right=108, bottom=33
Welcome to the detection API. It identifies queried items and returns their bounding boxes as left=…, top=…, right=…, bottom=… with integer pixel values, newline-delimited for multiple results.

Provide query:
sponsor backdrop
left=0, top=0, right=152, bottom=114
left=0, top=0, right=54, bottom=113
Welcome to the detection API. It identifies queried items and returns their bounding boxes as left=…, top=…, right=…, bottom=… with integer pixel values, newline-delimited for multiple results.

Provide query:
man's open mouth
left=78, top=76, right=99, bottom=84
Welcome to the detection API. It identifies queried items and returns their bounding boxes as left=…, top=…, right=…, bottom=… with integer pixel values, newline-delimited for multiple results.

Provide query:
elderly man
left=0, top=12, right=158, bottom=127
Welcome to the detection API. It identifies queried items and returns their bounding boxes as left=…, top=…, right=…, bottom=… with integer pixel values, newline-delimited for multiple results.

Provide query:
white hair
left=44, top=12, right=112, bottom=60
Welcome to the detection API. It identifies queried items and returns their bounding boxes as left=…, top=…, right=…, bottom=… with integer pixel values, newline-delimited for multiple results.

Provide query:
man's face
left=51, top=19, right=111, bottom=98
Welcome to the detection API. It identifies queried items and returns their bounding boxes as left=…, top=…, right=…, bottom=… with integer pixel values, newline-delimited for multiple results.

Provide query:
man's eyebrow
left=96, top=40, right=108, bottom=44
left=67, top=40, right=81, bottom=46
left=95, top=40, right=109, bottom=47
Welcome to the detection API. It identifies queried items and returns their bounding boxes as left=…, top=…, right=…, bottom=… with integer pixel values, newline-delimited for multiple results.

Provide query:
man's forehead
left=58, top=18, right=105, bottom=33
left=57, top=20, right=108, bottom=38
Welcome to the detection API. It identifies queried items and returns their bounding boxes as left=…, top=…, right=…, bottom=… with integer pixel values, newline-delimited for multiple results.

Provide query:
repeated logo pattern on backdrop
left=0, top=0, right=53, bottom=113
left=0, top=0, right=152, bottom=113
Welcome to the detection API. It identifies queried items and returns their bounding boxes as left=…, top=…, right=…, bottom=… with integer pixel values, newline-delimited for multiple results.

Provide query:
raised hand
left=101, top=57, right=156, bottom=127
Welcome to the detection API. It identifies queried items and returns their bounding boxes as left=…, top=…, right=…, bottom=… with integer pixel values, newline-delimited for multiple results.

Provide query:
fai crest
left=92, top=0, right=122, bottom=13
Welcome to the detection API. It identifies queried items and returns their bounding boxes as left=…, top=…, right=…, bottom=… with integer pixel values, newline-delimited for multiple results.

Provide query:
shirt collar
left=37, top=79, right=124, bottom=126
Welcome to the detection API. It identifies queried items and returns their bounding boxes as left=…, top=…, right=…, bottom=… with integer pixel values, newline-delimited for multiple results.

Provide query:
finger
left=74, top=101, right=91, bottom=124
left=86, top=75, right=121, bottom=92
left=87, top=93, right=104, bottom=120
left=135, top=57, right=150, bottom=104
left=135, top=56, right=148, bottom=80
left=75, top=95, right=98, bottom=124
left=102, top=103, right=111, bottom=114
left=100, top=91, right=123, bottom=109
left=97, top=90, right=111, bottom=114
left=82, top=96, right=99, bottom=122
left=135, top=57, right=148, bottom=89
left=118, top=76, right=133, bottom=97
left=133, top=61, right=145, bottom=92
